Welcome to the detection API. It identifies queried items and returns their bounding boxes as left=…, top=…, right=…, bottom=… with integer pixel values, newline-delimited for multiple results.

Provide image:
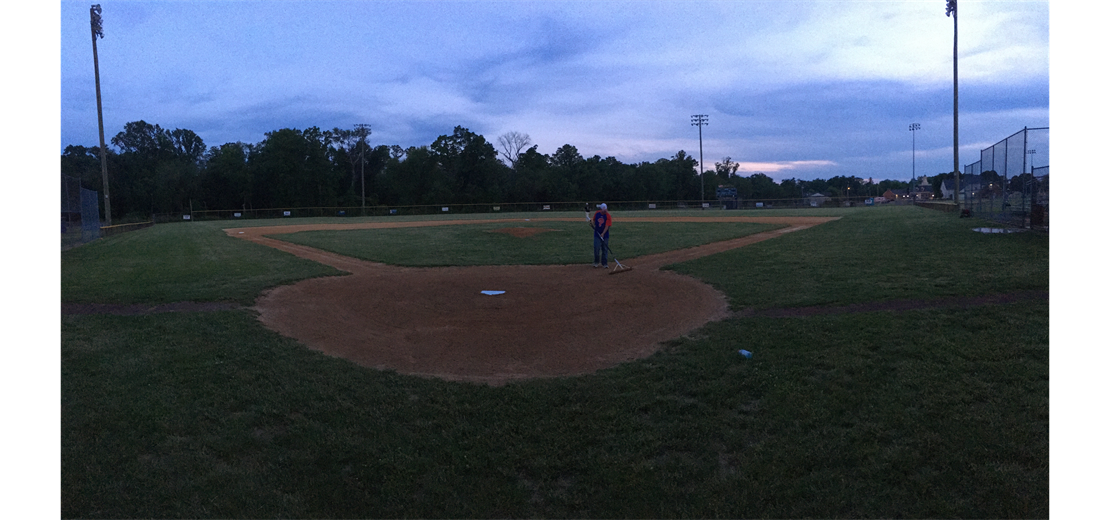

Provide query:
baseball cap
left=599, top=203, right=607, bottom=210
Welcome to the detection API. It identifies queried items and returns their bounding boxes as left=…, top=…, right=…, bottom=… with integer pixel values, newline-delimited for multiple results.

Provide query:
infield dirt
left=227, top=216, right=836, bottom=385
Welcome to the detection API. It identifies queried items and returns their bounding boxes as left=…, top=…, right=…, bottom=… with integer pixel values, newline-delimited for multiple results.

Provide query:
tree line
left=62, top=121, right=914, bottom=221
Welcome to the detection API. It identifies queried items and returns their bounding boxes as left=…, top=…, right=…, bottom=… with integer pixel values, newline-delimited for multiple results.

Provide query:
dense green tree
left=61, top=145, right=118, bottom=220
left=249, top=128, right=315, bottom=208
left=544, top=144, right=585, bottom=201
left=509, top=145, right=549, bottom=202
left=61, top=145, right=107, bottom=192
left=108, top=120, right=205, bottom=217
left=431, top=126, right=507, bottom=202
left=667, top=150, right=699, bottom=200
left=801, top=178, right=829, bottom=196
left=67, top=120, right=945, bottom=214
left=201, top=142, right=251, bottom=211
left=779, top=178, right=803, bottom=199
left=584, top=155, right=627, bottom=203
left=749, top=173, right=781, bottom=199
left=715, top=157, right=740, bottom=179
left=386, top=146, right=454, bottom=205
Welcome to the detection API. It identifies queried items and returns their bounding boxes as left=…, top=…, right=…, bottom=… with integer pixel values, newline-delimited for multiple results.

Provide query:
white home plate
left=481, top=290, right=506, bottom=296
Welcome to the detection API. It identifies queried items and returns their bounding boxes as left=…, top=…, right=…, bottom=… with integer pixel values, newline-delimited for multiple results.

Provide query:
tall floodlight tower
left=909, top=123, right=920, bottom=187
left=691, top=114, right=708, bottom=203
left=946, top=0, right=960, bottom=208
left=354, top=124, right=371, bottom=214
left=90, top=4, right=111, bottom=225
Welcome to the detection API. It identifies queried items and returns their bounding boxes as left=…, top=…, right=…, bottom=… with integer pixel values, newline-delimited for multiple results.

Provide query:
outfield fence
left=158, top=196, right=903, bottom=223
left=962, top=126, right=1049, bottom=230
left=62, top=173, right=101, bottom=249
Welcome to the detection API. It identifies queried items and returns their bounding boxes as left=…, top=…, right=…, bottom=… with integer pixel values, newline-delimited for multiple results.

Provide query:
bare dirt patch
left=225, top=216, right=837, bottom=385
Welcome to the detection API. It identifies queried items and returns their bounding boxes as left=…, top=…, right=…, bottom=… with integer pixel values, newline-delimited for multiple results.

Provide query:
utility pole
left=691, top=114, right=708, bottom=204
left=90, top=4, right=111, bottom=226
left=947, top=0, right=960, bottom=209
left=354, top=124, right=371, bottom=214
left=909, top=123, right=920, bottom=188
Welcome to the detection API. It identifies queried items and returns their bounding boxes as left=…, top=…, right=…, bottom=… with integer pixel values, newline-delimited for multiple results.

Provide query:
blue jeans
left=593, top=233, right=609, bottom=266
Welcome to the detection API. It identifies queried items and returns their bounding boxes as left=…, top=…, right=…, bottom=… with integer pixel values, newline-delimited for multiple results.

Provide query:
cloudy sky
left=59, top=0, right=1048, bottom=182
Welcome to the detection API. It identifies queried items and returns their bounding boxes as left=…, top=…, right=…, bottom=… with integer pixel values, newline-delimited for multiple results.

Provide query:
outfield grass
left=60, top=205, right=1049, bottom=518
left=669, top=205, right=1049, bottom=310
left=61, top=221, right=343, bottom=304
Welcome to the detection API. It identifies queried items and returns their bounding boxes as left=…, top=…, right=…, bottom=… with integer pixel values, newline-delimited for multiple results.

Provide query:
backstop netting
left=62, top=173, right=101, bottom=248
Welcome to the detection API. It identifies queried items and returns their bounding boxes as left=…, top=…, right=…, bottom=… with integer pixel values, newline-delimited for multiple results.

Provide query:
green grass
left=670, top=205, right=1048, bottom=310
left=61, top=205, right=1049, bottom=518
left=273, top=220, right=782, bottom=266
left=61, top=221, right=343, bottom=304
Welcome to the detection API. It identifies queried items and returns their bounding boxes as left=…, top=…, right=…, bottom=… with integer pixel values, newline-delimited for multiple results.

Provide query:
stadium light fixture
left=909, top=123, right=920, bottom=184
left=691, top=115, right=708, bottom=204
left=90, top=4, right=112, bottom=226
left=946, top=0, right=960, bottom=209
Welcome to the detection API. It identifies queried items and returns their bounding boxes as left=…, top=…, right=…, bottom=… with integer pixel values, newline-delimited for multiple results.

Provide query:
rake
left=599, top=233, right=634, bottom=275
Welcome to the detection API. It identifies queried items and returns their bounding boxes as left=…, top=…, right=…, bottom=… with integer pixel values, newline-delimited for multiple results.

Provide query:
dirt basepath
left=225, top=216, right=837, bottom=385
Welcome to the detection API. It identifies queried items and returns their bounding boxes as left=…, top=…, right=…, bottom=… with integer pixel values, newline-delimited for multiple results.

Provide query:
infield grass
left=61, top=205, right=1049, bottom=518
left=273, top=220, right=783, bottom=266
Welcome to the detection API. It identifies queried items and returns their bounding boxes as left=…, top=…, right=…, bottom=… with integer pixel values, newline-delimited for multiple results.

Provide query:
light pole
left=691, top=114, right=708, bottom=204
left=909, top=123, right=920, bottom=189
left=946, top=0, right=960, bottom=209
left=354, top=123, right=371, bottom=214
left=90, top=4, right=111, bottom=226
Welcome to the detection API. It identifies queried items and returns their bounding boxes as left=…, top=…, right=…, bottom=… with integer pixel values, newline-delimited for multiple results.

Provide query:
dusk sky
left=58, top=0, right=1050, bottom=182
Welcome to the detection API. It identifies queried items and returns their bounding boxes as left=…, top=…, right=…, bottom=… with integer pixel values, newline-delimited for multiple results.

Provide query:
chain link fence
left=962, top=127, right=1048, bottom=230
left=164, top=197, right=888, bottom=223
left=62, top=173, right=101, bottom=249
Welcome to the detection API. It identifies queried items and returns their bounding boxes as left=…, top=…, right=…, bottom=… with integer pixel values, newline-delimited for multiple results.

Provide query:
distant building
left=805, top=192, right=829, bottom=207
left=883, top=188, right=909, bottom=201
left=911, top=176, right=933, bottom=200
left=942, top=174, right=982, bottom=200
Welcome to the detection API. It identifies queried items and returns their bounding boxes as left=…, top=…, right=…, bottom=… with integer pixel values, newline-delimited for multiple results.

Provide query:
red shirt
left=592, top=210, right=611, bottom=238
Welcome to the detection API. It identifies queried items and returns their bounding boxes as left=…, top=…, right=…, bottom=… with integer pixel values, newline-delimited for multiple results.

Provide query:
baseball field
left=61, top=205, right=1048, bottom=517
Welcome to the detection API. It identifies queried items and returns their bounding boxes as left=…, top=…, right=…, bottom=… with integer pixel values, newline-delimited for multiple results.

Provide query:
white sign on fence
left=756, top=202, right=764, bottom=208
left=233, top=212, right=241, bottom=217
left=283, top=211, right=291, bottom=216
left=702, top=202, right=710, bottom=208
left=542, top=205, right=551, bottom=210
left=183, top=215, right=191, bottom=220
left=442, top=207, right=449, bottom=212
left=648, top=203, right=657, bottom=209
